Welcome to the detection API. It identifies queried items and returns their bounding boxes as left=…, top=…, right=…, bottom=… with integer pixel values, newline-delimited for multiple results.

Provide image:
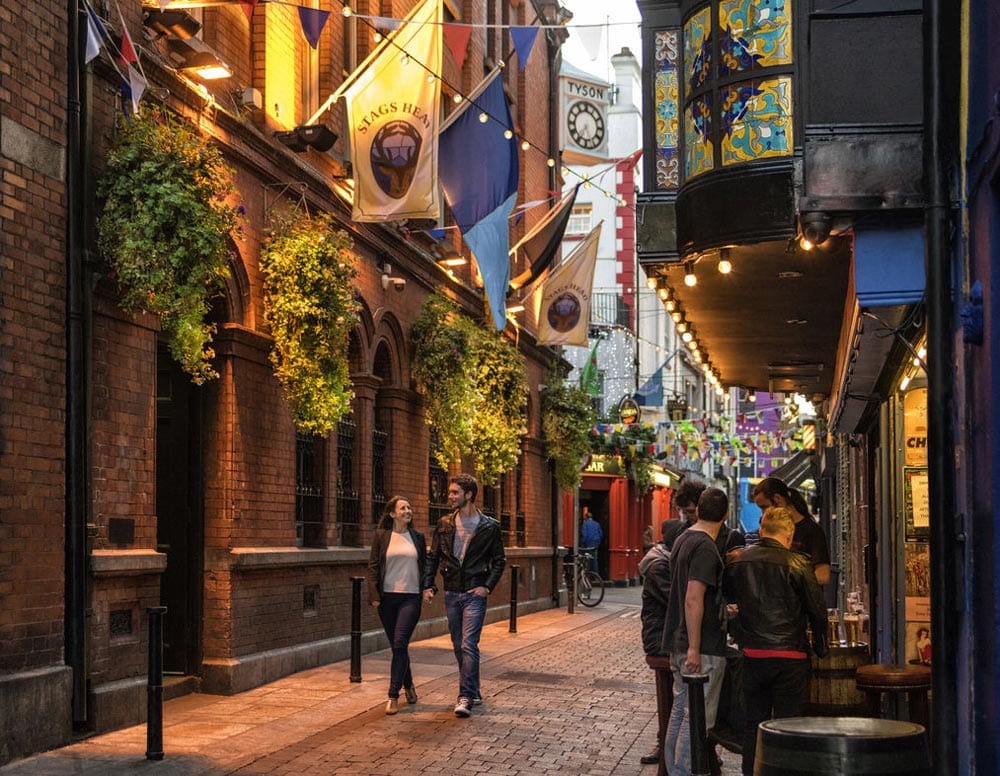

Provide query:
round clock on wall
left=567, top=100, right=605, bottom=150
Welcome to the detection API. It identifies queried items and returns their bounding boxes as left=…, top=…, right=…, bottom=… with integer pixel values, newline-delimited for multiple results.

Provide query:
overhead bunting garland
left=588, top=420, right=808, bottom=466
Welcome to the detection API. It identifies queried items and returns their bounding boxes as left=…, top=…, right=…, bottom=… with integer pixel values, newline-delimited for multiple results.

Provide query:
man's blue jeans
left=444, top=590, right=487, bottom=700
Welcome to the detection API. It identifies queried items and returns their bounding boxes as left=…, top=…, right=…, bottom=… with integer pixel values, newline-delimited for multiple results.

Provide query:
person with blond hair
left=723, top=507, right=829, bottom=775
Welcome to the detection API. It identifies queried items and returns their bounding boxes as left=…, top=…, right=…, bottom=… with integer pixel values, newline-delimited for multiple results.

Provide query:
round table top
left=760, top=716, right=925, bottom=738
left=855, top=662, right=932, bottom=688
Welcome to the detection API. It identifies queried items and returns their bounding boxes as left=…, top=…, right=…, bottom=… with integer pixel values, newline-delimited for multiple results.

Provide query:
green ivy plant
left=471, top=330, right=529, bottom=485
left=411, top=293, right=527, bottom=485
left=260, top=211, right=360, bottom=436
left=542, top=370, right=597, bottom=492
left=97, top=107, right=241, bottom=384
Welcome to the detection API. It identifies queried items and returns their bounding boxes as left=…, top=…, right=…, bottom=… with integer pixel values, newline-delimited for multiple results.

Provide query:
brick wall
left=0, top=0, right=68, bottom=675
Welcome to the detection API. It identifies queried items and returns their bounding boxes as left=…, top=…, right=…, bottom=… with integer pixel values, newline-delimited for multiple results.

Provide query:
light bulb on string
left=547, top=158, right=555, bottom=167
left=342, top=4, right=352, bottom=16
left=684, top=261, right=697, bottom=287
left=479, top=112, right=489, bottom=123
left=521, top=139, right=530, bottom=151
left=504, top=129, right=513, bottom=139
left=453, top=93, right=463, bottom=104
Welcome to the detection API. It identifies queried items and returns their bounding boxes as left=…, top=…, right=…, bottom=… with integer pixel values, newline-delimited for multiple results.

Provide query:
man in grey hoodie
left=637, top=519, right=688, bottom=765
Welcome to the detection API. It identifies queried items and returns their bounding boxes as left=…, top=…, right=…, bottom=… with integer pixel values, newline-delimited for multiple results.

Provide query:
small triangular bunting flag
left=509, top=26, right=539, bottom=71
left=443, top=23, right=472, bottom=67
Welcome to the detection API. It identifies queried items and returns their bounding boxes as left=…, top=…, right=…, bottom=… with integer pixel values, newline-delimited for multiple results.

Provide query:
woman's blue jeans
left=444, top=590, right=487, bottom=701
left=377, top=592, right=422, bottom=698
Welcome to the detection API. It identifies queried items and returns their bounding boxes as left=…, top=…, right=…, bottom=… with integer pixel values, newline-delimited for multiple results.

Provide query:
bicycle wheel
left=577, top=570, right=605, bottom=607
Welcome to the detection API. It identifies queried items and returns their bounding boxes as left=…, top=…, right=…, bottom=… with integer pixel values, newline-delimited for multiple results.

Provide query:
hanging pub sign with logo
left=619, top=397, right=641, bottom=425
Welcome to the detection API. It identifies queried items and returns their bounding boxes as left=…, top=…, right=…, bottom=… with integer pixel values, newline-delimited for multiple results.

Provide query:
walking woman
left=368, top=496, right=426, bottom=714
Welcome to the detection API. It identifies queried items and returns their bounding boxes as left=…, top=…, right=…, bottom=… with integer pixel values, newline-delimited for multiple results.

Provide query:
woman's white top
left=383, top=530, right=420, bottom=593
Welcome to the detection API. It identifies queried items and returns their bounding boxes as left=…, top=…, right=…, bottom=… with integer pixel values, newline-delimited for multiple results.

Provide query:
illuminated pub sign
left=619, top=398, right=641, bottom=425
left=585, top=455, right=624, bottom=476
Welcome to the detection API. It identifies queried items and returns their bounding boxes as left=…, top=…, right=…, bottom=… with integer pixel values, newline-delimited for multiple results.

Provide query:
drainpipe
left=66, top=0, right=89, bottom=726
left=924, top=0, right=959, bottom=772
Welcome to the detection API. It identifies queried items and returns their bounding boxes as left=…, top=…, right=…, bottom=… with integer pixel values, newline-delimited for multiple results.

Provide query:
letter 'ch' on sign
left=903, top=387, right=927, bottom=466
left=344, top=0, right=442, bottom=222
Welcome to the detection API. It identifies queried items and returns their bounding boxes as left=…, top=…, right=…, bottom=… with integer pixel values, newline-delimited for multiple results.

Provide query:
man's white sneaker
left=454, top=698, right=472, bottom=717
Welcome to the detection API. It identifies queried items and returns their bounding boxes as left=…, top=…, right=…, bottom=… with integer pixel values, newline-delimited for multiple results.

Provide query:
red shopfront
left=561, top=456, right=675, bottom=584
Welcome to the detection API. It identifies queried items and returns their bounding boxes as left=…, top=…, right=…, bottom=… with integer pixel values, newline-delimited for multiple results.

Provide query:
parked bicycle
left=574, top=550, right=605, bottom=607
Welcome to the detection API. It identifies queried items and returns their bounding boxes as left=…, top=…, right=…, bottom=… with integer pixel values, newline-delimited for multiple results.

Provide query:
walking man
left=723, top=507, right=829, bottom=775
left=662, top=487, right=730, bottom=776
left=423, top=473, right=506, bottom=718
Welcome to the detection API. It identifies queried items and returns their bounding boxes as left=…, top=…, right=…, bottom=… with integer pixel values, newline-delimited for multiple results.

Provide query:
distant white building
left=558, top=49, right=676, bottom=423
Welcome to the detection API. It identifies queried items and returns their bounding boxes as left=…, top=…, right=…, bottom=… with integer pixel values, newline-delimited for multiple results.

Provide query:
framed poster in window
left=904, top=466, right=930, bottom=539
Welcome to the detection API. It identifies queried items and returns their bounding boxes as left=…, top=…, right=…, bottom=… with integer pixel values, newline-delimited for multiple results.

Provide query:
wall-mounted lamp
left=437, top=247, right=467, bottom=268
left=799, top=211, right=831, bottom=250
left=179, top=50, right=232, bottom=80
left=683, top=260, right=697, bottom=287
left=274, top=124, right=338, bottom=153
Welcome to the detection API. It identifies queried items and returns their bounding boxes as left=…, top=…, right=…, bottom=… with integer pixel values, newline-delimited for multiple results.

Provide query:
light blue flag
left=463, top=192, right=518, bottom=330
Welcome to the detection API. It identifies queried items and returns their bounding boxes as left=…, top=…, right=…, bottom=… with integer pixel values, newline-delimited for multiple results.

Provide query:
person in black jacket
left=422, top=473, right=506, bottom=718
left=723, top=507, right=829, bottom=776
left=368, top=496, right=426, bottom=715
left=637, top=519, right=687, bottom=765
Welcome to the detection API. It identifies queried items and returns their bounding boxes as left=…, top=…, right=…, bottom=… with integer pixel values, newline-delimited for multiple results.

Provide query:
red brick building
left=0, top=0, right=573, bottom=763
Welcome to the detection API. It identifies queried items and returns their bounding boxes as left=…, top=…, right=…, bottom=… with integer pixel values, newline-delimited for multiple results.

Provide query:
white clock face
left=567, top=100, right=605, bottom=150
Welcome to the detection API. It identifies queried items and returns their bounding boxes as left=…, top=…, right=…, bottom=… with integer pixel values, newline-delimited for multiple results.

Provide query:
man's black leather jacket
left=422, top=511, right=506, bottom=593
left=723, top=537, right=829, bottom=658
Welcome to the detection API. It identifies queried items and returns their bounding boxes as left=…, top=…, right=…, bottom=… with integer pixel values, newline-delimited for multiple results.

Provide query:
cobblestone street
left=1, top=588, right=740, bottom=776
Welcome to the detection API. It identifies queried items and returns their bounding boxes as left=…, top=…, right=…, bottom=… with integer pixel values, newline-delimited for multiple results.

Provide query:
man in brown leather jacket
left=723, top=507, right=828, bottom=776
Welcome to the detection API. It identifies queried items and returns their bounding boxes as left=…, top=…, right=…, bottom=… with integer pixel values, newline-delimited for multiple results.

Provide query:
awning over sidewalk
left=768, top=450, right=818, bottom=491
left=829, top=224, right=925, bottom=433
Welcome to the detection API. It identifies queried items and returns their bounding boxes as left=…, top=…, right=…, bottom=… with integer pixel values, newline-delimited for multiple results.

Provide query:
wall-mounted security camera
left=381, top=273, right=406, bottom=292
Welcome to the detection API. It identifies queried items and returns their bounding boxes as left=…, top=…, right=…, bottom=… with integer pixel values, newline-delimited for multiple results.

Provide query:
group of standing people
left=640, top=476, right=831, bottom=776
left=366, top=473, right=506, bottom=718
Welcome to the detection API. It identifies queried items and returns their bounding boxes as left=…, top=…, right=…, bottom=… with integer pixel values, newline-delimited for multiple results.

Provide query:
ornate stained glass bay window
left=654, top=29, right=680, bottom=190
left=719, top=0, right=792, bottom=74
left=685, top=95, right=714, bottom=178
left=684, top=7, right=712, bottom=95
left=681, top=0, right=794, bottom=180
left=721, top=75, right=793, bottom=165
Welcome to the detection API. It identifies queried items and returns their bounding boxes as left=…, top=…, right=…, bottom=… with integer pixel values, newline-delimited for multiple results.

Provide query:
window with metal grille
left=428, top=430, right=450, bottom=526
left=372, top=423, right=387, bottom=525
left=296, top=434, right=326, bottom=547
left=336, top=417, right=361, bottom=546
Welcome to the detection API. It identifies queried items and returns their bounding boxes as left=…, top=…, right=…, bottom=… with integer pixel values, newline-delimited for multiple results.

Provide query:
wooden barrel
left=804, top=643, right=870, bottom=716
left=754, top=717, right=931, bottom=775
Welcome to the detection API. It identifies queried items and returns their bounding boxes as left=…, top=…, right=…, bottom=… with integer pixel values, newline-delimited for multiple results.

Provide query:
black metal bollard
left=563, top=555, right=576, bottom=614
left=350, top=576, right=363, bottom=683
left=146, top=606, right=167, bottom=761
left=683, top=672, right=711, bottom=776
left=509, top=565, right=519, bottom=633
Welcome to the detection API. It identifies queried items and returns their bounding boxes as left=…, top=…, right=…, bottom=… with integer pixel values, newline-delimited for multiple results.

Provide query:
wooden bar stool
left=646, top=655, right=673, bottom=776
left=854, top=663, right=932, bottom=729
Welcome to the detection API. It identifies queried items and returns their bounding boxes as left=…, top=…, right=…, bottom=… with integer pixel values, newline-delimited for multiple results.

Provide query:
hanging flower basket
left=97, top=107, right=241, bottom=384
left=261, top=211, right=360, bottom=436
left=412, top=292, right=527, bottom=485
